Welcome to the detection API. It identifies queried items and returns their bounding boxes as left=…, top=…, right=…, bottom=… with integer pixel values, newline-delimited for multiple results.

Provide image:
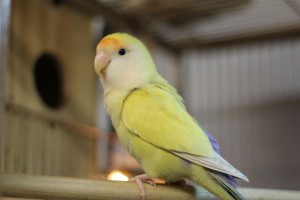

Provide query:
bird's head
left=94, top=33, right=158, bottom=91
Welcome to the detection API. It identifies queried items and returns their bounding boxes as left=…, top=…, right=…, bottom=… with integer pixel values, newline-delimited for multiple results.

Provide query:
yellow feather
left=122, top=84, right=214, bottom=157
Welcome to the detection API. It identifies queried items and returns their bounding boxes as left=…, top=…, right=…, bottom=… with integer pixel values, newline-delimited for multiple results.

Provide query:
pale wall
left=180, top=36, right=300, bottom=190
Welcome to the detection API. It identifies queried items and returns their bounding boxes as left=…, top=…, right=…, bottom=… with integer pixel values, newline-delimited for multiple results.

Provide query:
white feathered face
left=94, top=33, right=156, bottom=91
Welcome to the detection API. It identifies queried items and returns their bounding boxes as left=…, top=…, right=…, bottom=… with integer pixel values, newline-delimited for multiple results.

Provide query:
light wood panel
left=2, top=0, right=100, bottom=178
left=1, top=103, right=98, bottom=177
left=6, top=0, right=97, bottom=125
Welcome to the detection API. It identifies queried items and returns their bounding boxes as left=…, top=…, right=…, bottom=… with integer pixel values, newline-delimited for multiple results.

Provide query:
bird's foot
left=130, top=174, right=156, bottom=200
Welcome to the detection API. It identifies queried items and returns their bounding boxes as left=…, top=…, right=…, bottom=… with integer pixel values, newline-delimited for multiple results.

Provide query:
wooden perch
left=1, top=173, right=300, bottom=200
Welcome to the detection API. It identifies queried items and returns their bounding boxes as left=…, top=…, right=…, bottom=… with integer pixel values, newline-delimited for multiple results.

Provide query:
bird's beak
left=94, top=51, right=111, bottom=76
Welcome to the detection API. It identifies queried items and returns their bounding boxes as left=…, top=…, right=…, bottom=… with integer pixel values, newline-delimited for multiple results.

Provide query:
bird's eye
left=118, top=48, right=126, bottom=56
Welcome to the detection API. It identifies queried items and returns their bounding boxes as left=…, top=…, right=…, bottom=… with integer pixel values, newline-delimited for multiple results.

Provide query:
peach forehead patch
left=98, top=37, right=124, bottom=50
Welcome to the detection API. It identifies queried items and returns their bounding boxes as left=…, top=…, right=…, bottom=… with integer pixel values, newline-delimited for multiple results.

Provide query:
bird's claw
left=130, top=174, right=156, bottom=200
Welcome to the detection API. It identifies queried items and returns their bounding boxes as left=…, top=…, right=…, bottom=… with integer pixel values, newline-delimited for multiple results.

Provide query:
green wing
left=122, top=85, right=215, bottom=157
left=122, top=85, right=249, bottom=181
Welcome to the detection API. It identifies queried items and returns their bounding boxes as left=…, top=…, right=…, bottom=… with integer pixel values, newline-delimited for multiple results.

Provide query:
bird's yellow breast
left=115, top=120, right=190, bottom=181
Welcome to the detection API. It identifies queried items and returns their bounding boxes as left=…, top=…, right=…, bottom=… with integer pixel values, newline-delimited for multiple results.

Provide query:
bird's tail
left=209, top=172, right=246, bottom=200
left=190, top=164, right=246, bottom=200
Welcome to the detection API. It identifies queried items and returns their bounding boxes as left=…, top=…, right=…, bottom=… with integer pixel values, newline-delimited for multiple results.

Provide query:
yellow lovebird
left=94, top=33, right=248, bottom=200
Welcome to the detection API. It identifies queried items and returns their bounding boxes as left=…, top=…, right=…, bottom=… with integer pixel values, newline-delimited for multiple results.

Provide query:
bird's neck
left=103, top=87, right=132, bottom=124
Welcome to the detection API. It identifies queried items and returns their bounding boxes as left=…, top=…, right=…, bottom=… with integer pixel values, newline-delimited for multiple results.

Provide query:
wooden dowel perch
left=1, top=173, right=300, bottom=200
